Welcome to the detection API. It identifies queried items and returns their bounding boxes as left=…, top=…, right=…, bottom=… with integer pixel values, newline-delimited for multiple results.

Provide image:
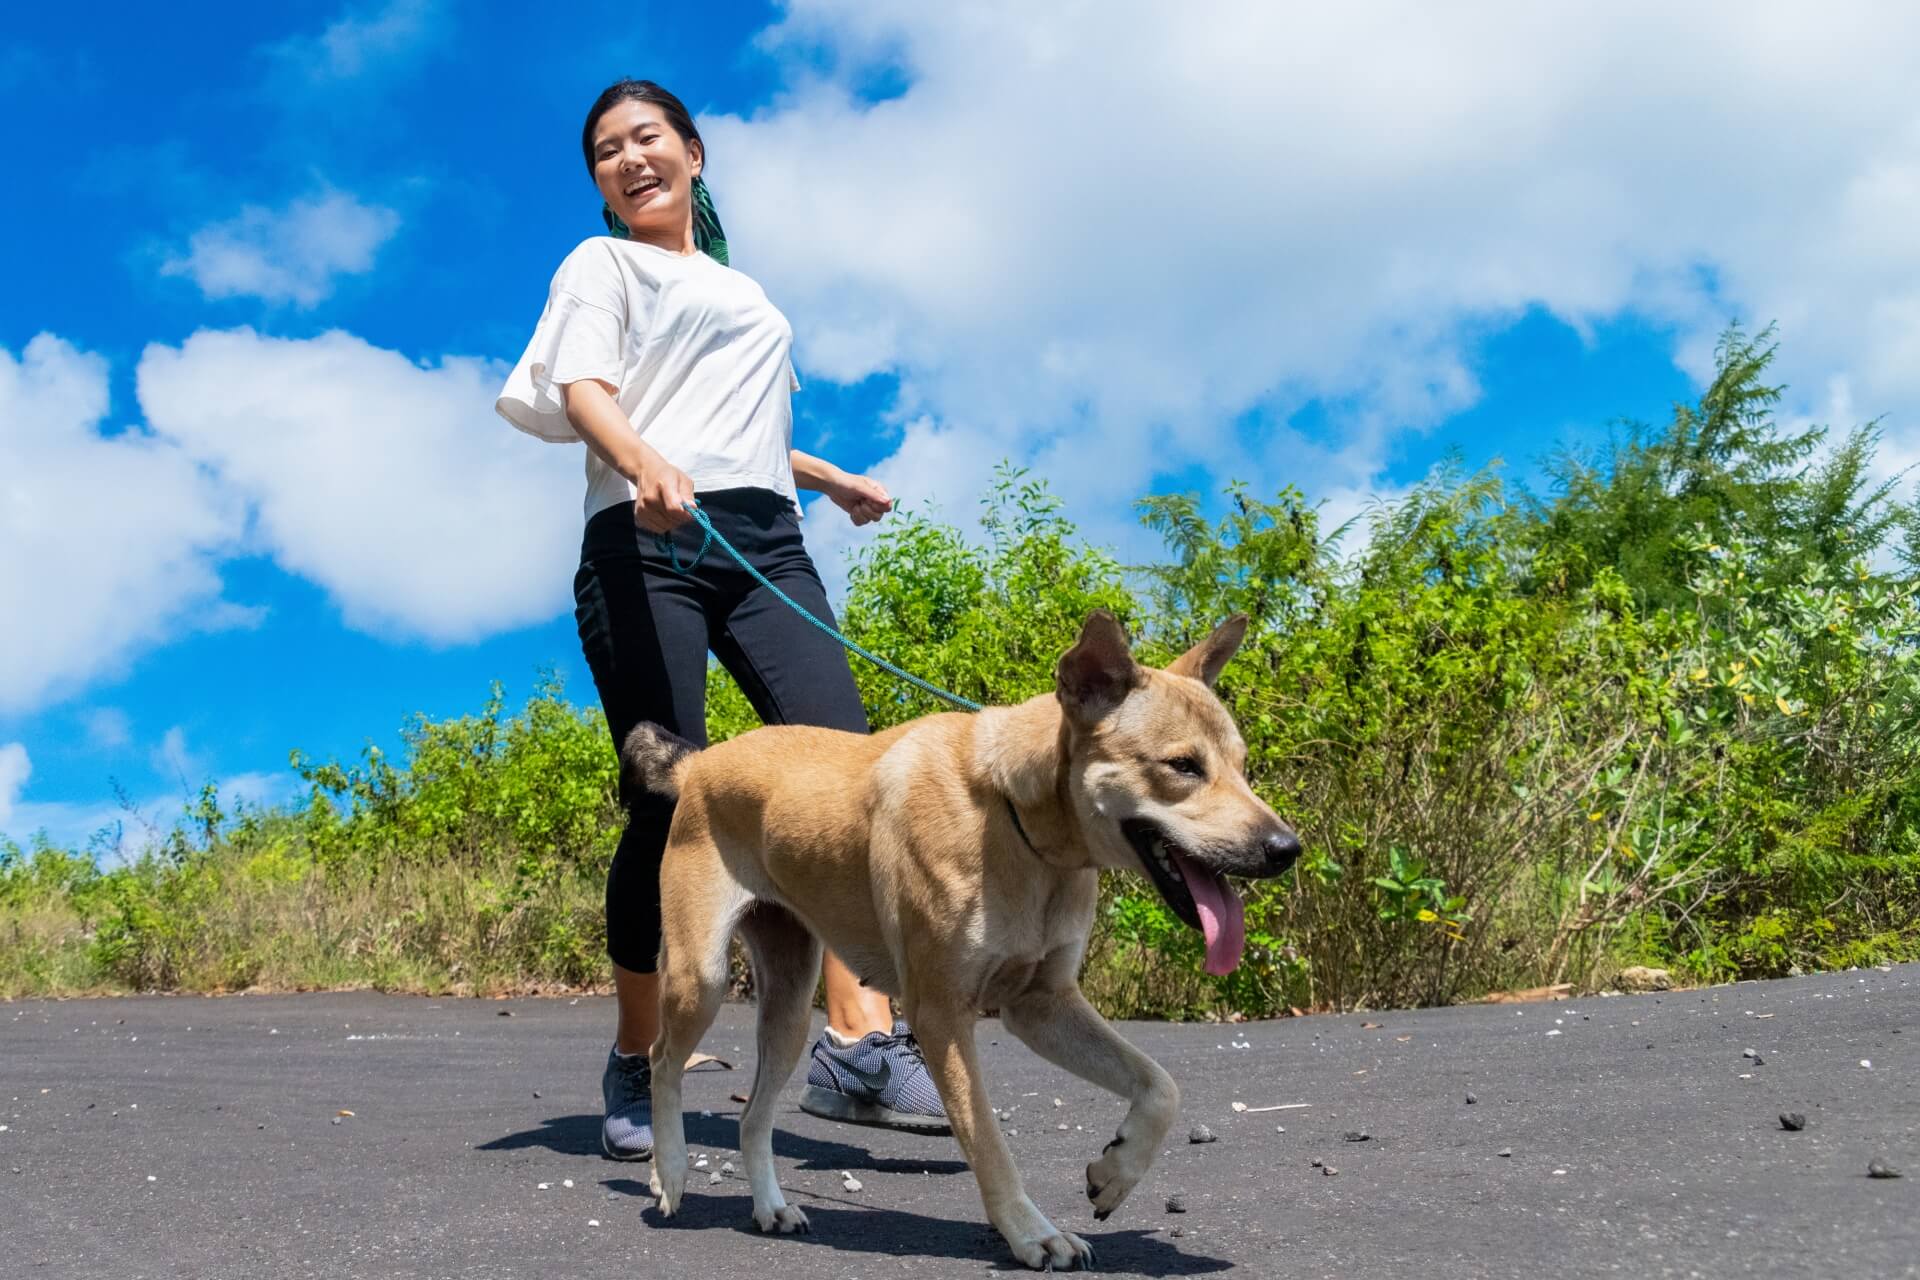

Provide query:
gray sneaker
left=601, top=1046, right=653, bottom=1161
left=799, top=1021, right=950, bottom=1134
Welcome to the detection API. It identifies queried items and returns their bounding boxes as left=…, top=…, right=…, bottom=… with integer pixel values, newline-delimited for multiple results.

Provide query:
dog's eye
left=1164, top=755, right=1205, bottom=778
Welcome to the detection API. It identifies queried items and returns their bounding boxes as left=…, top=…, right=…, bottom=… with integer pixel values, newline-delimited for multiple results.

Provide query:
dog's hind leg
left=1001, top=982, right=1179, bottom=1222
left=907, top=998, right=1094, bottom=1272
left=736, top=903, right=823, bottom=1235
left=648, top=846, right=746, bottom=1218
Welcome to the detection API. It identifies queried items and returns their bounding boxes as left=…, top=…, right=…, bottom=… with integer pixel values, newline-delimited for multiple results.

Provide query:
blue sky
left=4, top=3, right=1915, bottom=852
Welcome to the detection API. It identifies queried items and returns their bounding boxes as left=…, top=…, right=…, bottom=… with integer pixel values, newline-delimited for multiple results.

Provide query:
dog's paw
left=1084, top=1133, right=1149, bottom=1220
left=1009, top=1228, right=1095, bottom=1271
left=650, top=1163, right=686, bottom=1217
left=752, top=1203, right=811, bottom=1235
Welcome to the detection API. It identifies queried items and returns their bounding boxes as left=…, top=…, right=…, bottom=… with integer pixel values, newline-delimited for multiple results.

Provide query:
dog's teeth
left=1149, top=837, right=1181, bottom=881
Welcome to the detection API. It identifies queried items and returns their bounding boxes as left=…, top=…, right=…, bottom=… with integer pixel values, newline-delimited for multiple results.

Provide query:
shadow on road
left=479, top=1111, right=971, bottom=1175
left=618, top=1187, right=1232, bottom=1276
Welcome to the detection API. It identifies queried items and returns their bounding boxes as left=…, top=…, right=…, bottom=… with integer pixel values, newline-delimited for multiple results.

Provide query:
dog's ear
left=1056, top=609, right=1140, bottom=725
left=1164, top=613, right=1249, bottom=688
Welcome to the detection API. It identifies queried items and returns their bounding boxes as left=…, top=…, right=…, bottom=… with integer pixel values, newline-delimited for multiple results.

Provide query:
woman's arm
left=563, top=379, right=694, bottom=532
left=792, top=449, right=894, bottom=527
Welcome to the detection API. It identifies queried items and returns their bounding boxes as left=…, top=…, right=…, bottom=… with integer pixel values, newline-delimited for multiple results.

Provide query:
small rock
left=257, top=1124, right=266, bottom=1130
left=721, top=1161, right=735, bottom=1174
left=1170, top=1226, right=1187, bottom=1238
left=1309, top=1157, right=1323, bottom=1168
left=146, top=1175, right=156, bottom=1182
left=497, top=1009, right=514, bottom=1017
left=587, top=1218, right=601, bottom=1227
left=1741, top=1048, right=1759, bottom=1059
left=708, top=1171, right=723, bottom=1185
left=1053, top=1098, right=1063, bottom=1108
left=1552, top=1169, right=1567, bottom=1176
left=1618, top=966, right=1673, bottom=992
left=1343, top=1130, right=1371, bottom=1143
left=532, top=1091, right=542, bottom=1099
left=330, top=1117, right=341, bottom=1125
left=1188, top=1124, right=1217, bottom=1144
left=1165, top=1193, right=1188, bottom=1213
left=1779, top=1113, right=1807, bottom=1132
left=693, top=1158, right=709, bottom=1170
left=1056, top=1123, right=1069, bottom=1131
left=537, top=1182, right=551, bottom=1190
left=562, top=1179, right=574, bottom=1188
left=1498, top=1148, right=1512, bottom=1158
left=1006, top=1128, right=1018, bottom=1136
left=1860, top=1060, right=1873, bottom=1070
left=700, top=1109, right=713, bottom=1119
left=842, top=1175, right=864, bottom=1192
left=1868, top=1160, right=1903, bottom=1179
left=1465, top=1093, right=1477, bottom=1105
left=1321, top=1165, right=1338, bottom=1177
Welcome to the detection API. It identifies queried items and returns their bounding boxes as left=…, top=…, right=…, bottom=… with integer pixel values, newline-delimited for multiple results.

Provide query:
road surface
left=2, top=965, right=1914, bottom=1278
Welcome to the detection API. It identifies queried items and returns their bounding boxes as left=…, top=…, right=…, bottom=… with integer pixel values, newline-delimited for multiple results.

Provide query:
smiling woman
left=493, top=77, right=950, bottom=1165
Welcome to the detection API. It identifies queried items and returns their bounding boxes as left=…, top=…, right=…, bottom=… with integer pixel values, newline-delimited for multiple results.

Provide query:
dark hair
left=581, top=78, right=728, bottom=265
left=581, top=78, right=703, bottom=174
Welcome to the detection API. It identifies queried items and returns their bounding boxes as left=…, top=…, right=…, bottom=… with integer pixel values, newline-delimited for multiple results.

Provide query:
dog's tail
left=620, top=722, right=699, bottom=802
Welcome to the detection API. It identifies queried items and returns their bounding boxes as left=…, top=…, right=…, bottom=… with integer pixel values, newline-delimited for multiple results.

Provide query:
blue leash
left=655, top=501, right=984, bottom=713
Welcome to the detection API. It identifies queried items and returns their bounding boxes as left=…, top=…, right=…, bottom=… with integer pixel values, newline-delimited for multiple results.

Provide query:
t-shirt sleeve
left=788, top=354, right=801, bottom=394
left=495, top=241, right=627, bottom=443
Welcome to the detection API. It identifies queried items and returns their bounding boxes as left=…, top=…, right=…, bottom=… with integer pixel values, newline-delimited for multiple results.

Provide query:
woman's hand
left=632, top=454, right=696, bottom=533
left=561, top=380, right=694, bottom=533
left=829, top=472, right=894, bottom=527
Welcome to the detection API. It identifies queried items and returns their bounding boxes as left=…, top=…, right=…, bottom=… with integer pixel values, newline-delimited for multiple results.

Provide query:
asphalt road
left=1, top=965, right=1914, bottom=1279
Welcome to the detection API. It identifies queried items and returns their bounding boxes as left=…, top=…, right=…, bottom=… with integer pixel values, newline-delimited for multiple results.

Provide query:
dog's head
left=1055, top=609, right=1300, bottom=975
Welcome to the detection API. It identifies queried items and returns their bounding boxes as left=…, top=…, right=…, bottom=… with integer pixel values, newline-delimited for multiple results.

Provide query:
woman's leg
left=706, top=498, right=949, bottom=1132
left=706, top=554, right=893, bottom=1039
left=574, top=514, right=719, bottom=1156
left=611, top=966, right=660, bottom=1056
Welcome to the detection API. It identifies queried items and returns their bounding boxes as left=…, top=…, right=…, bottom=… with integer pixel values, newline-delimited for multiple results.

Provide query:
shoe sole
left=799, top=1085, right=952, bottom=1134
left=601, top=1132, right=653, bottom=1161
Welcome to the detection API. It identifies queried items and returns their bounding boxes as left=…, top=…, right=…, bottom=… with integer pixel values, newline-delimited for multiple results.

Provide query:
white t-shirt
left=495, top=236, right=802, bottom=520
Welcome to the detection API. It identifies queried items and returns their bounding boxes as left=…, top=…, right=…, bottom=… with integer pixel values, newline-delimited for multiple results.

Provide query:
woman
left=495, top=79, right=947, bottom=1160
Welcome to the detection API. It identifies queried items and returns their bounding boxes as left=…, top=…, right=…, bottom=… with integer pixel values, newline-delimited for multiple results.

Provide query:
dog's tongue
left=1173, top=851, right=1246, bottom=974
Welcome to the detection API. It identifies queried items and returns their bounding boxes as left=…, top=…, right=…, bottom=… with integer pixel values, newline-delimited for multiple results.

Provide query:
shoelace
left=611, top=1053, right=652, bottom=1087
left=882, top=1030, right=928, bottom=1070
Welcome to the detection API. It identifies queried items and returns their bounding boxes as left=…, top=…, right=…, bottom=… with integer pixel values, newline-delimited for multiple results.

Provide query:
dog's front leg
left=1002, top=986, right=1179, bottom=1221
left=909, top=1000, right=1095, bottom=1271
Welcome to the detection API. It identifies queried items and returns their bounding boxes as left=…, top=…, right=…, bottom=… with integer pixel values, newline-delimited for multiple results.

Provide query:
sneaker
left=799, top=1020, right=950, bottom=1133
left=601, top=1046, right=653, bottom=1160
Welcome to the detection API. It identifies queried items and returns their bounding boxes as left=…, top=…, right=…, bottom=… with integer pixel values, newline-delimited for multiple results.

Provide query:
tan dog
left=628, top=610, right=1300, bottom=1270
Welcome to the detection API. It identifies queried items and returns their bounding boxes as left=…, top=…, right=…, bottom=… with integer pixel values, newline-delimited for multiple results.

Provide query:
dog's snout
left=1262, top=827, right=1302, bottom=873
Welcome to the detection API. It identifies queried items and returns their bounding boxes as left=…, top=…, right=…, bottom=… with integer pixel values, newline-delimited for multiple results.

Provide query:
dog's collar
left=1005, top=797, right=1042, bottom=858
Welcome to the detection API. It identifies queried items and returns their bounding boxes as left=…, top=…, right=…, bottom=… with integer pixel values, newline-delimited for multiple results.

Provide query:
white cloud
left=82, top=707, right=132, bottom=750
left=136, top=327, right=582, bottom=643
left=149, top=726, right=205, bottom=785
left=267, top=0, right=443, bottom=82
left=160, top=190, right=401, bottom=307
left=701, top=2, right=1920, bottom=572
left=0, top=743, right=29, bottom=830
left=0, top=334, right=247, bottom=715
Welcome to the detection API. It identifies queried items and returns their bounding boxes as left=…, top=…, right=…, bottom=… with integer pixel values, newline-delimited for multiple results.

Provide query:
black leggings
left=573, top=487, right=869, bottom=973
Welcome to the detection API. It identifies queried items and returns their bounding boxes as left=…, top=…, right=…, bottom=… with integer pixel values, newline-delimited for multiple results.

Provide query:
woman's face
left=591, top=99, right=703, bottom=248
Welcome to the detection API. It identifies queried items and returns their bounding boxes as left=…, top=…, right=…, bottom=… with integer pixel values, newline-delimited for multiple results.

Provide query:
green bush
left=4, top=326, right=1917, bottom=1012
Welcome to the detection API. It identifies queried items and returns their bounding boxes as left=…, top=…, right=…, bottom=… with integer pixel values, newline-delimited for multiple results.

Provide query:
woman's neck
left=624, top=222, right=697, bottom=256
